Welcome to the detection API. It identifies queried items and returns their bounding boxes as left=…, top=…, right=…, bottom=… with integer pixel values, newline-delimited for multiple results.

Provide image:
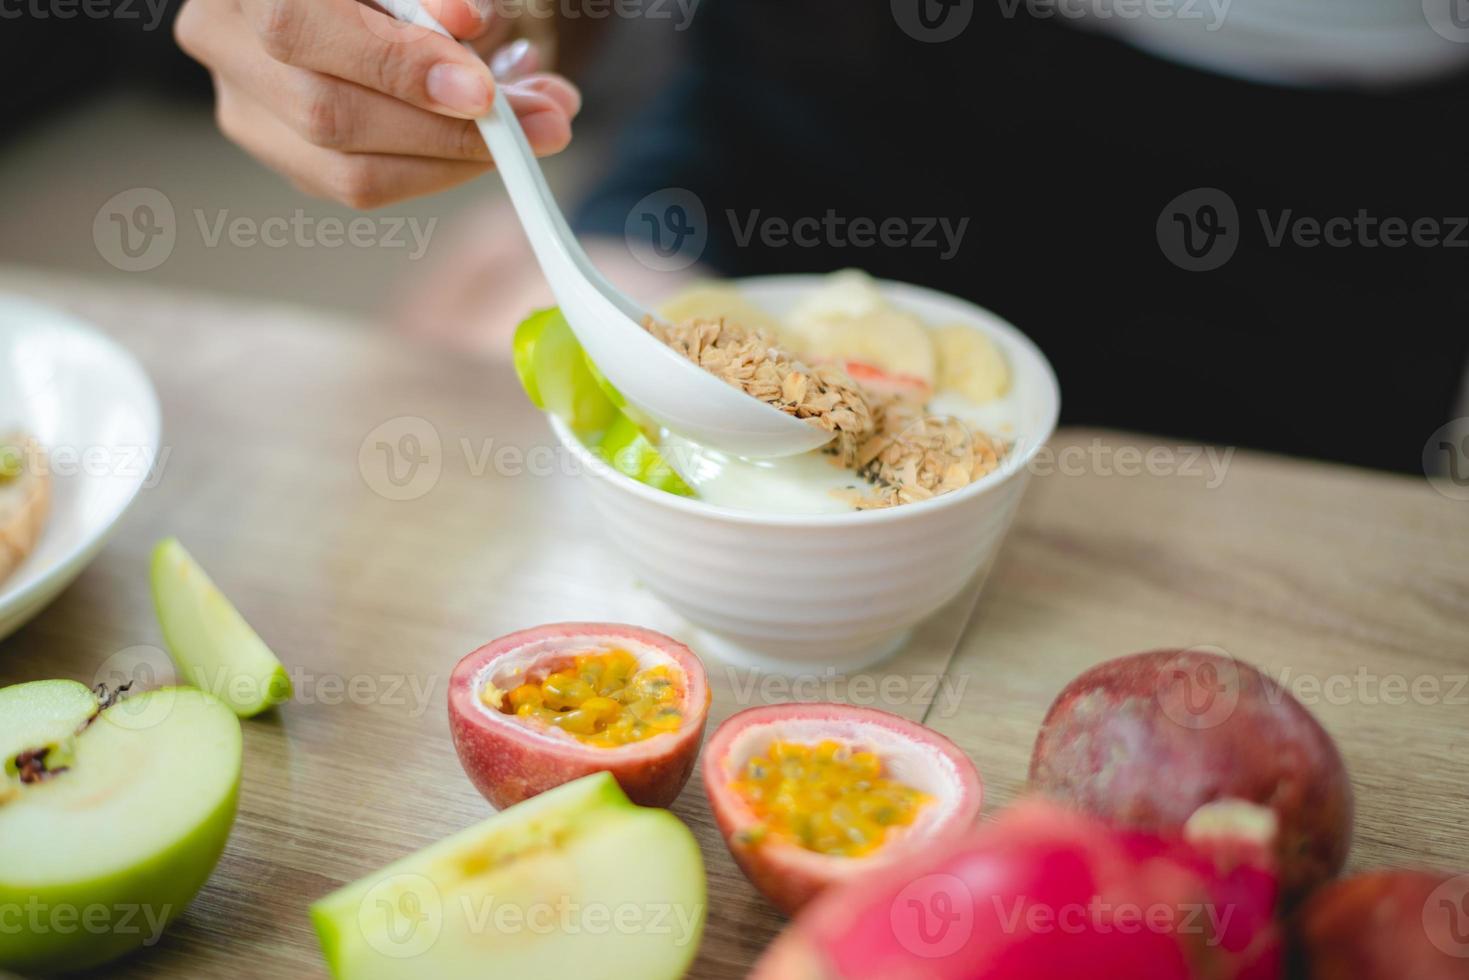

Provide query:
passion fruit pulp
left=450, top=624, right=710, bottom=809
left=730, top=738, right=931, bottom=858
left=483, top=648, right=685, bottom=746
left=704, top=703, right=982, bottom=914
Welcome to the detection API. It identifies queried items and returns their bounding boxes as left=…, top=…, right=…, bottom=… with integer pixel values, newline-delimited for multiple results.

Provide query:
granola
left=849, top=406, right=1006, bottom=510
left=643, top=315, right=877, bottom=464
left=645, top=314, right=1009, bottom=510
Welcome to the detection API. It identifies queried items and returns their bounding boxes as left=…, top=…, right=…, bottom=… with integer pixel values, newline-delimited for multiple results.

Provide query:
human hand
left=175, top=0, right=580, bottom=208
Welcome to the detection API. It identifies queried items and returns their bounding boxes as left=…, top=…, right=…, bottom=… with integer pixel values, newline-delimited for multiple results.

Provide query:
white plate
left=0, top=296, right=160, bottom=643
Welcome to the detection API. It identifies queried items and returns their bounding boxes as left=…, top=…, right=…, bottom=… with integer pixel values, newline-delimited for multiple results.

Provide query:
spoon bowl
left=381, top=0, right=833, bottom=458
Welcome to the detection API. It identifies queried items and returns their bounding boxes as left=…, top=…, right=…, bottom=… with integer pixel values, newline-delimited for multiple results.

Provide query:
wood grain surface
left=1, top=272, right=1466, bottom=979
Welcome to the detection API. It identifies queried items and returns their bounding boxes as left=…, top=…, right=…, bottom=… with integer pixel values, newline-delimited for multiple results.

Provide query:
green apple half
left=151, top=537, right=292, bottom=718
left=0, top=680, right=242, bottom=974
left=312, top=771, right=706, bottom=980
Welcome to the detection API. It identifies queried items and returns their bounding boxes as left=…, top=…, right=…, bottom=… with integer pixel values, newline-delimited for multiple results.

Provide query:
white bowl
left=548, top=276, right=1060, bottom=674
left=0, top=296, right=161, bottom=643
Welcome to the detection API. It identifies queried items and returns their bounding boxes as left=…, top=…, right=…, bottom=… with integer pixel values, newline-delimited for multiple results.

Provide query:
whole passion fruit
left=1293, top=870, right=1469, bottom=980
left=704, top=703, right=982, bottom=915
left=752, top=798, right=1283, bottom=980
left=1029, top=648, right=1353, bottom=902
left=449, top=623, right=710, bottom=809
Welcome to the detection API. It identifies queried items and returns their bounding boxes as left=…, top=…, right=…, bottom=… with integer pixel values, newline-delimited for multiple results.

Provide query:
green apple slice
left=513, top=309, right=693, bottom=497
left=151, top=537, right=292, bottom=718
left=513, top=308, right=618, bottom=436
left=311, top=772, right=706, bottom=980
left=0, top=681, right=242, bottom=974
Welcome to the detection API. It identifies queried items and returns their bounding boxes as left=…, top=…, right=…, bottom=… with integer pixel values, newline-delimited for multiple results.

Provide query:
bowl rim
left=548, top=274, right=1060, bottom=528
left=0, top=295, right=162, bottom=622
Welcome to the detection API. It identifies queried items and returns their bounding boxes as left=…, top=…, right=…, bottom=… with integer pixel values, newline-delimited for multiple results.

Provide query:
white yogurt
left=660, top=390, right=1023, bottom=516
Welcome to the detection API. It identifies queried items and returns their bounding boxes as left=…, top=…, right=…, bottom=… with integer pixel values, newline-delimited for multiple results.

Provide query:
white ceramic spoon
left=378, top=1, right=832, bottom=458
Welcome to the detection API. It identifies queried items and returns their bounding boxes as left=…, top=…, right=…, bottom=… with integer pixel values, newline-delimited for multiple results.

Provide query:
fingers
left=511, top=74, right=581, bottom=119
left=175, top=0, right=582, bottom=207
left=182, top=0, right=575, bottom=163
left=421, top=0, right=497, bottom=41
left=216, top=85, right=492, bottom=208
left=239, top=0, right=496, bottom=117
left=186, top=2, right=484, bottom=160
left=502, top=78, right=574, bottom=156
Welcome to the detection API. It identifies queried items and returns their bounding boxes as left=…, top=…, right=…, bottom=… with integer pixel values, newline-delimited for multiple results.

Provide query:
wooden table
left=2, top=272, right=1466, bottom=979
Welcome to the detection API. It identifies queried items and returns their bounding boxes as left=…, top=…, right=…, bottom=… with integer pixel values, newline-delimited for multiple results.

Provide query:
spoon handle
left=377, top=0, right=645, bottom=323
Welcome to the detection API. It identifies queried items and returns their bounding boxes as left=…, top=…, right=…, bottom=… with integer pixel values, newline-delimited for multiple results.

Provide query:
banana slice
left=0, top=433, right=51, bottom=587
left=656, top=284, right=789, bottom=340
left=784, top=270, right=937, bottom=383
left=932, top=324, right=1011, bottom=403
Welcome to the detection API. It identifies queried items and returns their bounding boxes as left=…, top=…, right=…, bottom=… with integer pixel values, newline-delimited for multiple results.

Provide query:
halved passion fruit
left=704, top=703, right=982, bottom=914
left=449, top=623, right=710, bottom=809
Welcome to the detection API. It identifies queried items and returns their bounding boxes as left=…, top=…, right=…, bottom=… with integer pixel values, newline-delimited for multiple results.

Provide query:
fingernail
left=491, top=38, right=533, bottom=80
left=427, top=63, right=491, bottom=115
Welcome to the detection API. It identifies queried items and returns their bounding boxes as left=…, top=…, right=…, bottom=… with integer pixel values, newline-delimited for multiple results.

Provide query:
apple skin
left=1292, top=871, right=1469, bottom=980
left=311, top=771, right=707, bottom=980
left=0, top=789, right=239, bottom=973
left=0, top=682, right=241, bottom=974
left=151, top=537, right=292, bottom=719
left=448, top=623, right=710, bottom=809
left=1028, top=648, right=1353, bottom=903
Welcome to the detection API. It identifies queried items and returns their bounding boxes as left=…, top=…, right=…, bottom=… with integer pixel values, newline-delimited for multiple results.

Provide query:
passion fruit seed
left=731, top=739, right=929, bottom=858
left=481, top=649, right=683, bottom=747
